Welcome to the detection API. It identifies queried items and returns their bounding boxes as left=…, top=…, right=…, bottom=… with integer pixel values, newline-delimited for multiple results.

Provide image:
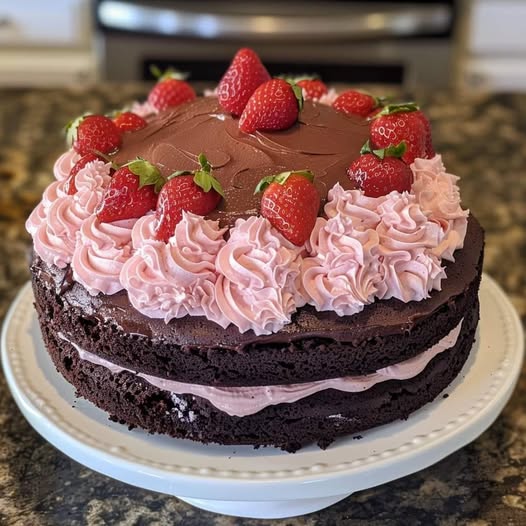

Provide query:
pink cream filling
left=57, top=319, right=462, bottom=417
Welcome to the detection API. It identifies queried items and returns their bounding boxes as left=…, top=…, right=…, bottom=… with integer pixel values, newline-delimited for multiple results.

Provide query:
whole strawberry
left=67, top=114, right=121, bottom=156
left=369, top=103, right=427, bottom=164
left=414, top=109, right=435, bottom=158
left=217, top=48, right=271, bottom=116
left=154, top=153, right=224, bottom=242
left=332, top=90, right=384, bottom=118
left=96, top=159, right=164, bottom=223
left=64, top=153, right=102, bottom=195
left=255, top=170, right=320, bottom=246
left=295, top=78, right=328, bottom=100
left=239, top=79, right=303, bottom=134
left=347, top=141, right=413, bottom=197
left=113, top=111, right=147, bottom=132
left=147, top=68, right=196, bottom=111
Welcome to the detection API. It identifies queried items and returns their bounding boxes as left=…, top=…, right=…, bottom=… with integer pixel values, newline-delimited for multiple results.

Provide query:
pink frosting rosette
left=53, top=149, right=79, bottom=181
left=72, top=216, right=137, bottom=296
left=302, top=217, right=381, bottom=316
left=324, top=184, right=385, bottom=232
left=31, top=160, right=111, bottom=268
left=26, top=179, right=67, bottom=235
left=214, top=216, right=306, bottom=335
left=411, top=155, right=469, bottom=260
left=120, top=212, right=228, bottom=325
left=375, top=192, right=446, bottom=302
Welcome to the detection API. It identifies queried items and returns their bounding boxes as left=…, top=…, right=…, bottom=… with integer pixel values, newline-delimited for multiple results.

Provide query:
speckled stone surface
left=0, top=86, right=525, bottom=525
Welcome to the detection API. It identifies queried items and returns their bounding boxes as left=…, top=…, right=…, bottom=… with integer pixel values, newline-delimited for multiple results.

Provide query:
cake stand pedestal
left=2, top=275, right=523, bottom=519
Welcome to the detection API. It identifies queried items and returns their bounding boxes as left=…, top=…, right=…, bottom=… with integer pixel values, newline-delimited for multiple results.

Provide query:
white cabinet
left=457, top=0, right=526, bottom=92
left=0, top=0, right=97, bottom=86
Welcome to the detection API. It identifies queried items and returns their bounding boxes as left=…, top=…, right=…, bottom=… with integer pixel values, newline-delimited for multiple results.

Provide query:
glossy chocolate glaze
left=112, top=97, right=369, bottom=227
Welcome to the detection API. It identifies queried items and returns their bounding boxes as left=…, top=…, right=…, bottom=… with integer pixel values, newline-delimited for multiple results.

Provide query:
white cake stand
left=1, top=275, right=523, bottom=519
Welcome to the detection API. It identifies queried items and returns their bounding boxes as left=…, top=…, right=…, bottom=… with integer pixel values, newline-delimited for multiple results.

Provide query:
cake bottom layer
left=37, top=300, right=479, bottom=452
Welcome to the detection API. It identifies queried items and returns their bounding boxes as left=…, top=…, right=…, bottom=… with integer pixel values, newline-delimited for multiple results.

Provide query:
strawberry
left=147, top=68, right=196, bottom=111
left=347, top=141, right=413, bottom=197
left=332, top=90, right=384, bottom=118
left=96, top=159, right=164, bottom=223
left=239, top=79, right=303, bottom=134
left=113, top=111, right=147, bottom=132
left=66, top=114, right=121, bottom=156
left=64, top=153, right=102, bottom=195
left=414, top=109, right=435, bottom=158
left=369, top=103, right=427, bottom=164
left=255, top=170, right=320, bottom=246
left=154, top=153, right=224, bottom=242
left=217, top=48, right=271, bottom=116
left=295, top=78, right=328, bottom=100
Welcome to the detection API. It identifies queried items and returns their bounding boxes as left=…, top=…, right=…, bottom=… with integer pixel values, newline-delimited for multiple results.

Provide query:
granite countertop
left=0, top=86, right=525, bottom=525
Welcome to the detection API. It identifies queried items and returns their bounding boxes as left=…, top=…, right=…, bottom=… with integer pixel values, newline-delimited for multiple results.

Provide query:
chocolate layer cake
left=26, top=50, right=484, bottom=451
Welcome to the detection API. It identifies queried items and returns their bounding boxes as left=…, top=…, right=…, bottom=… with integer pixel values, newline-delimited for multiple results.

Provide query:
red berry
left=96, top=160, right=164, bottom=223
left=113, top=111, right=147, bottom=132
left=239, top=79, right=302, bottom=134
left=257, top=171, right=320, bottom=246
left=348, top=153, right=413, bottom=197
left=217, top=48, right=271, bottom=116
left=64, top=153, right=101, bottom=195
left=70, top=115, right=121, bottom=156
left=296, top=79, right=328, bottom=100
left=414, top=110, right=435, bottom=158
left=154, top=153, right=223, bottom=242
left=147, top=78, right=196, bottom=111
left=370, top=105, right=426, bottom=164
left=333, top=90, right=380, bottom=118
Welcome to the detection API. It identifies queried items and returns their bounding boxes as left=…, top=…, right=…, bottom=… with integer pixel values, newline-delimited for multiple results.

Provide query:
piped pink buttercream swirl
left=411, top=155, right=469, bottom=260
left=375, top=193, right=446, bottom=301
left=53, top=150, right=79, bottom=181
left=120, top=212, right=228, bottom=324
left=72, top=216, right=137, bottom=296
left=31, top=160, right=111, bottom=268
left=215, top=216, right=306, bottom=335
left=324, top=184, right=385, bottom=232
left=302, top=217, right=381, bottom=316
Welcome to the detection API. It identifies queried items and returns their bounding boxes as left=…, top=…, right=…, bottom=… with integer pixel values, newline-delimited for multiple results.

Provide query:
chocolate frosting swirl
left=112, top=97, right=370, bottom=227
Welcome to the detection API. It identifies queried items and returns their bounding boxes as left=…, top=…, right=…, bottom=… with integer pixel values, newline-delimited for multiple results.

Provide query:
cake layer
left=38, top=297, right=479, bottom=452
left=31, top=215, right=484, bottom=387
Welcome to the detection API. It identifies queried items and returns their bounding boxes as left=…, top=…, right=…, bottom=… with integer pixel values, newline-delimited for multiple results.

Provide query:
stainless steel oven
left=94, top=0, right=457, bottom=89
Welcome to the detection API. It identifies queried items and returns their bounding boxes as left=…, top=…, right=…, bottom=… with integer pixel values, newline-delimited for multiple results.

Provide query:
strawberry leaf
left=126, top=158, right=165, bottom=192
left=255, top=170, right=313, bottom=194
left=194, top=170, right=212, bottom=192
left=198, top=153, right=212, bottom=173
left=291, top=84, right=304, bottom=112
left=375, top=102, right=420, bottom=118
left=361, top=141, right=407, bottom=160
left=254, top=175, right=276, bottom=194
left=150, top=64, right=188, bottom=82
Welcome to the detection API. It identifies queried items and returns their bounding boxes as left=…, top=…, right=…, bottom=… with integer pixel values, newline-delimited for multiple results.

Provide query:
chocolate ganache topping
left=112, top=97, right=370, bottom=227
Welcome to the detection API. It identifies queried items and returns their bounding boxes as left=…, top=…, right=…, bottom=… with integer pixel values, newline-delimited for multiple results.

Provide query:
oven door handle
left=97, top=1, right=452, bottom=40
